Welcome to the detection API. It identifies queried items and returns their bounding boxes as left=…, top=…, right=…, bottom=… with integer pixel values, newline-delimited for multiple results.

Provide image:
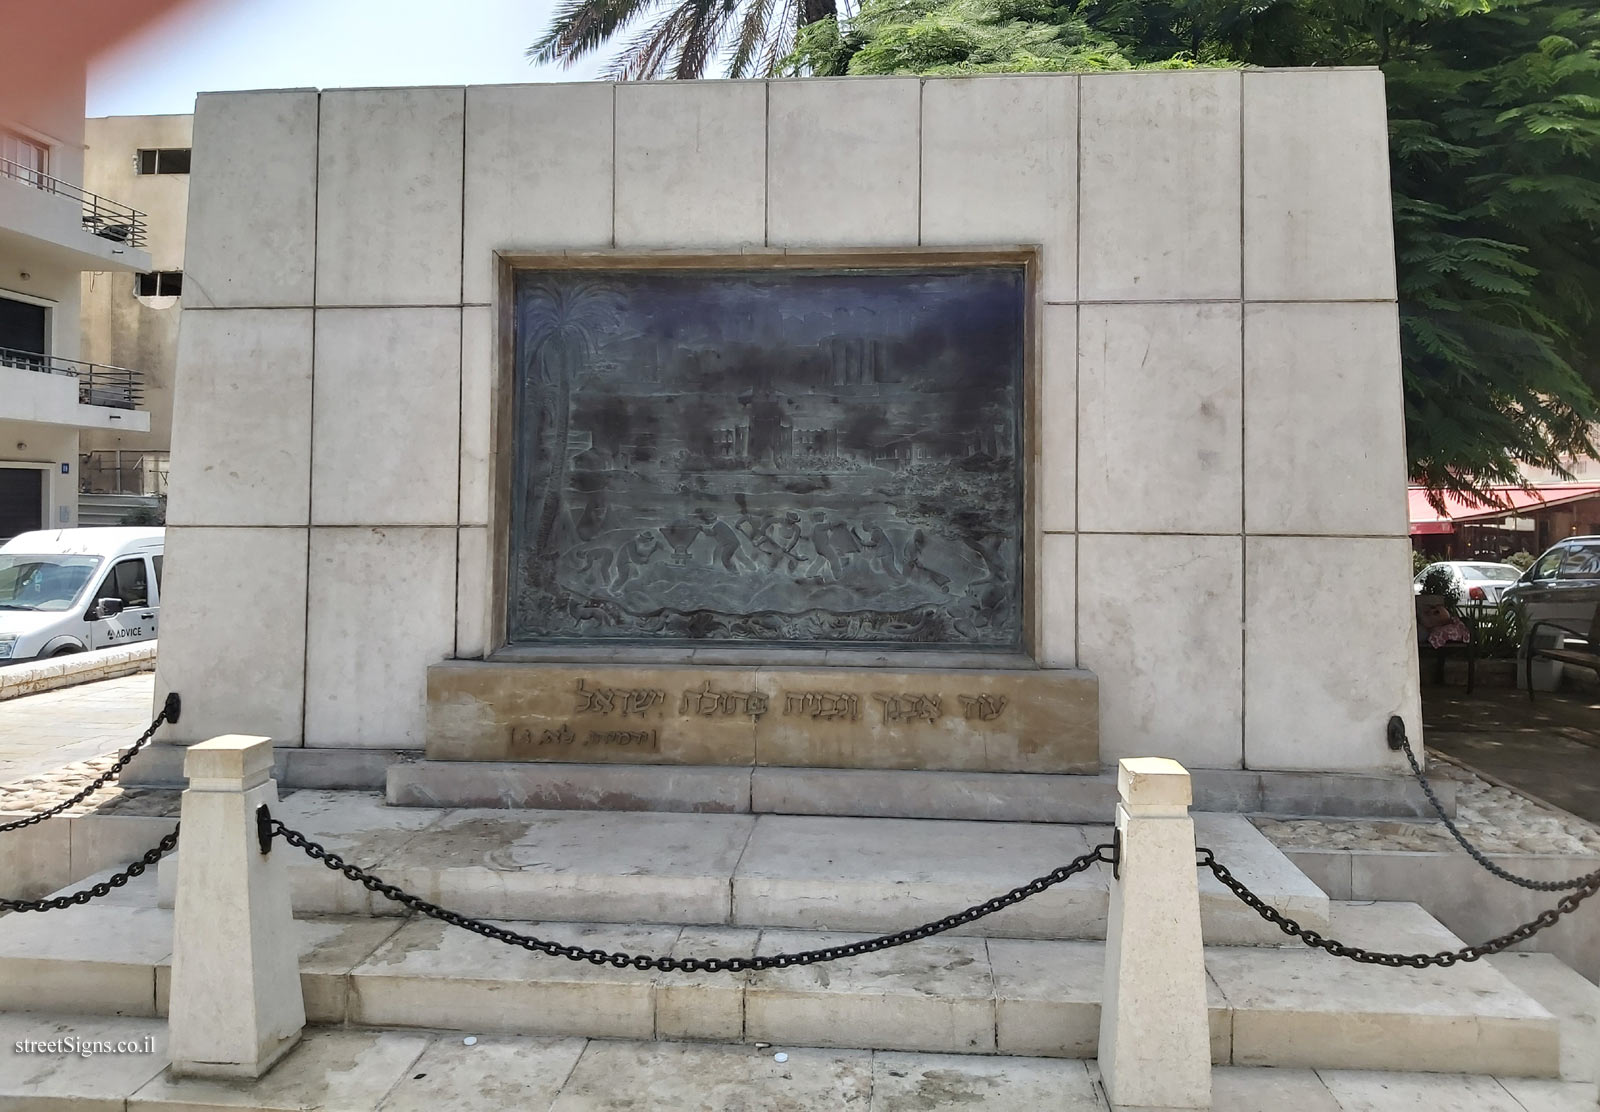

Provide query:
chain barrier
left=1386, top=715, right=1600, bottom=893
left=0, top=825, right=178, bottom=913
left=266, top=814, right=1114, bottom=972
left=0, top=693, right=181, bottom=835
left=1199, top=845, right=1600, bottom=968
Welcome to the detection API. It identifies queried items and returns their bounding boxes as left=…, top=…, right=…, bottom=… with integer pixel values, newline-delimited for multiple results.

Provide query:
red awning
left=1408, top=485, right=1600, bottom=535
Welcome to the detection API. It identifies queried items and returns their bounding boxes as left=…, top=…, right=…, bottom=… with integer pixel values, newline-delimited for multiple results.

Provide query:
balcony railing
left=80, top=450, right=169, bottom=496
left=0, top=157, right=148, bottom=248
left=0, top=346, right=144, bottom=410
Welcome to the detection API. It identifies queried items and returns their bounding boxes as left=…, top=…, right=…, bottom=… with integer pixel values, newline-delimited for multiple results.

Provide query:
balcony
left=2, top=158, right=147, bottom=247
left=0, top=346, right=144, bottom=410
left=0, top=160, right=151, bottom=272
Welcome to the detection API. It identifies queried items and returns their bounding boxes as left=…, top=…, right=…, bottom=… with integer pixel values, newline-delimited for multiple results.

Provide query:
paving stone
left=1487, top=952, right=1600, bottom=1084
left=128, top=1028, right=430, bottom=1111
left=155, top=914, right=406, bottom=1024
left=1316, top=1070, right=1527, bottom=1111
left=658, top=926, right=756, bottom=1042
left=348, top=918, right=681, bottom=1039
left=547, top=1040, right=874, bottom=1111
left=732, top=814, right=1105, bottom=939
left=375, top=1034, right=588, bottom=1112
left=746, top=930, right=996, bottom=1054
left=1210, top=1065, right=1339, bottom=1111
left=0, top=904, right=170, bottom=1016
left=1208, top=904, right=1559, bottom=1077
left=1191, top=812, right=1330, bottom=945
left=869, top=1051, right=1101, bottom=1111
left=987, top=937, right=1232, bottom=1062
left=0, top=1013, right=167, bottom=1112
left=1495, top=1077, right=1600, bottom=1112
left=378, top=808, right=755, bottom=924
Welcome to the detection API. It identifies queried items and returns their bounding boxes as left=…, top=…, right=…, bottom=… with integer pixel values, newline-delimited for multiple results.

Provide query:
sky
left=87, top=0, right=609, bottom=117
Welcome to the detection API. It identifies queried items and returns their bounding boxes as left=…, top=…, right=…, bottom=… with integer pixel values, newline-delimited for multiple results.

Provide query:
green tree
left=530, top=0, right=840, bottom=78
left=791, top=0, right=1600, bottom=506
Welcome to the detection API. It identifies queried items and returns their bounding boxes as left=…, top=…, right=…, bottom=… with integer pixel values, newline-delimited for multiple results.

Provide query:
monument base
left=425, top=657, right=1100, bottom=774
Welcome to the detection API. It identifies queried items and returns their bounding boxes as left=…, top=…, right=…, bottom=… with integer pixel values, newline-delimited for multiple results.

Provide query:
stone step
left=4, top=1019, right=1595, bottom=1112
left=0, top=901, right=1566, bottom=1078
left=152, top=790, right=1328, bottom=945
left=385, top=759, right=1450, bottom=821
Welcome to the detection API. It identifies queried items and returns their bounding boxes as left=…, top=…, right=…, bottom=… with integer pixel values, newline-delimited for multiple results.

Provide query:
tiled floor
left=0, top=673, right=156, bottom=785
left=1425, top=686, right=1600, bottom=825
left=0, top=1019, right=1594, bottom=1112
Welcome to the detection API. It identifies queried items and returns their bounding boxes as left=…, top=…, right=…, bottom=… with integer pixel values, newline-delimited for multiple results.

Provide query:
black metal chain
left=0, top=692, right=181, bottom=834
left=1387, top=716, right=1600, bottom=893
left=268, top=816, right=1114, bottom=972
left=1199, top=846, right=1600, bottom=968
left=0, top=825, right=178, bottom=913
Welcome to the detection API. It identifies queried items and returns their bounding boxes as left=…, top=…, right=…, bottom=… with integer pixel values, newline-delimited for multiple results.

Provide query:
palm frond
left=528, top=0, right=663, bottom=66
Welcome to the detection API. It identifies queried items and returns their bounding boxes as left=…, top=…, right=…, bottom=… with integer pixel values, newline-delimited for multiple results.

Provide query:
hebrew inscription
left=508, top=266, right=1025, bottom=650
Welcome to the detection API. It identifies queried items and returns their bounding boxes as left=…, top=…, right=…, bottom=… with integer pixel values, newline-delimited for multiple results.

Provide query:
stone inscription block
left=426, top=661, right=1098, bottom=773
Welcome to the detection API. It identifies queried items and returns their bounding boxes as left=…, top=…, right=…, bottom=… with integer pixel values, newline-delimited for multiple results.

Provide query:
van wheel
left=49, top=646, right=84, bottom=657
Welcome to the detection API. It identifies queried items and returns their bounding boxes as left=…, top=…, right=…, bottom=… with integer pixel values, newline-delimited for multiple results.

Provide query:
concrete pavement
left=0, top=673, right=156, bottom=786
left=1426, top=687, right=1600, bottom=826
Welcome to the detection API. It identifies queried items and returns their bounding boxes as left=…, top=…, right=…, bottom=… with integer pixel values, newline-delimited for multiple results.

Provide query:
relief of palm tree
left=528, top=0, right=841, bottom=79
left=518, top=278, right=624, bottom=586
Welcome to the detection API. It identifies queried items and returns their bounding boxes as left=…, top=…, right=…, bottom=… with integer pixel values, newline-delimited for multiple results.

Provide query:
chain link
left=269, top=818, right=1113, bottom=972
left=0, top=825, right=179, bottom=913
left=0, top=693, right=180, bottom=835
left=1391, top=722, right=1600, bottom=893
left=1198, top=846, right=1600, bottom=968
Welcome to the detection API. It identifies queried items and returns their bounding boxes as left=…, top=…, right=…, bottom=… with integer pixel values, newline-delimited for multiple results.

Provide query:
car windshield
left=0, top=554, right=102, bottom=612
left=1464, top=565, right=1520, bottom=581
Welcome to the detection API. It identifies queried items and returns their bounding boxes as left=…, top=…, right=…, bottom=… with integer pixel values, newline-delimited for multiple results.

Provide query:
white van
left=0, top=527, right=164, bottom=664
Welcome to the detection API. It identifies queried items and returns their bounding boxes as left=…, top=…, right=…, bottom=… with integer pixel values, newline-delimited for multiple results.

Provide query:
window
left=95, top=557, right=149, bottom=610
left=1531, top=550, right=1564, bottom=580
left=136, top=148, right=191, bottom=175
left=1, top=129, right=48, bottom=187
left=1559, top=544, right=1600, bottom=578
left=135, top=271, right=183, bottom=298
left=151, top=555, right=162, bottom=590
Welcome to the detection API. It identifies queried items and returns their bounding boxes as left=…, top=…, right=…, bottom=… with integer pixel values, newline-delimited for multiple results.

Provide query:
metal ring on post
left=256, top=805, right=273, bottom=855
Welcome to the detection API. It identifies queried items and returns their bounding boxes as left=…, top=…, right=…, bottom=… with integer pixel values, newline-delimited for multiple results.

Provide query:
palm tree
left=528, top=0, right=841, bottom=80
left=518, top=279, right=623, bottom=577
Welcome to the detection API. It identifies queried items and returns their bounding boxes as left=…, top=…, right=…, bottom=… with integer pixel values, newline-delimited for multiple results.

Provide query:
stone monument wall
left=151, top=71, right=1420, bottom=774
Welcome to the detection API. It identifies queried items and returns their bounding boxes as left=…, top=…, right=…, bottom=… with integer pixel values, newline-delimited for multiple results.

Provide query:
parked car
left=0, top=527, right=163, bottom=665
left=1499, top=536, right=1600, bottom=646
left=1413, top=561, right=1524, bottom=610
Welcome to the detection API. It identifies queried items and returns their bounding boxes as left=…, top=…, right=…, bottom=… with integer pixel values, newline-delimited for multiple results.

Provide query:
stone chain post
left=1098, top=757, right=1212, bottom=1110
left=167, top=735, right=304, bottom=1078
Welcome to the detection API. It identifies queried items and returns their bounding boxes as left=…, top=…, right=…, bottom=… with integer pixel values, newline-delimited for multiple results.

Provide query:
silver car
left=1413, top=561, right=1524, bottom=610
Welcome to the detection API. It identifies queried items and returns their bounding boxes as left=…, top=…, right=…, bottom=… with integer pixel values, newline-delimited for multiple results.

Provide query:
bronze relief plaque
left=508, top=265, right=1025, bottom=650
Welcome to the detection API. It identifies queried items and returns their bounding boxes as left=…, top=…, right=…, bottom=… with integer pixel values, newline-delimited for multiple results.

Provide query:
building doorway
left=0, top=467, right=45, bottom=542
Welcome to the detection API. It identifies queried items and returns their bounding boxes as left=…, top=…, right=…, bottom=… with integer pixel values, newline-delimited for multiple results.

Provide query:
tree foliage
left=530, top=0, right=839, bottom=78
left=793, top=0, right=1600, bottom=505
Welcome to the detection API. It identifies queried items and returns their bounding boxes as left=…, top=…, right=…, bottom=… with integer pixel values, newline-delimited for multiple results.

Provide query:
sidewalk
left=1, top=1019, right=1594, bottom=1111
left=1425, top=687, right=1600, bottom=826
left=0, top=673, right=156, bottom=786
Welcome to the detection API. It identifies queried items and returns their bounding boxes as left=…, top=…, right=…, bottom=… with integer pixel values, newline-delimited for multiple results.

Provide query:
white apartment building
left=80, top=113, right=192, bottom=497
left=0, top=63, right=152, bottom=540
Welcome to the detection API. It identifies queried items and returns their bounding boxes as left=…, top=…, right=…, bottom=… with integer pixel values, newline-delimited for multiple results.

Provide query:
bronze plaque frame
left=488, top=249, right=1041, bottom=661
